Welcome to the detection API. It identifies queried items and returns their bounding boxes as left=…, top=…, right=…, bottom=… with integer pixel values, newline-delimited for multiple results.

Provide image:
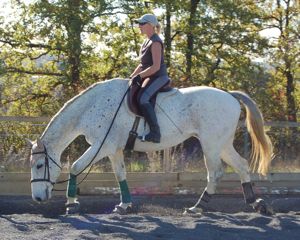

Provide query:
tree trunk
left=164, top=2, right=172, bottom=68
left=204, top=57, right=221, bottom=86
left=284, top=1, right=297, bottom=122
left=185, top=0, right=200, bottom=83
left=285, top=68, right=297, bottom=122
left=66, top=0, right=82, bottom=93
left=0, top=83, right=2, bottom=108
left=281, top=0, right=297, bottom=122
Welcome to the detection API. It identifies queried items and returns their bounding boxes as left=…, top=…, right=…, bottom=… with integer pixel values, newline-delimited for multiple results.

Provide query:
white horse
left=29, top=79, right=273, bottom=214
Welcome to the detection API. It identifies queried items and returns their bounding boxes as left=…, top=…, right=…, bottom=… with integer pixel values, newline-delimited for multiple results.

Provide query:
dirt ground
left=0, top=194, right=299, bottom=240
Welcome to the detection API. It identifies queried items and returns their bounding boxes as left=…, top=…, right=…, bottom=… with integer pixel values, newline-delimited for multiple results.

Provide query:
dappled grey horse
left=29, top=79, right=273, bottom=215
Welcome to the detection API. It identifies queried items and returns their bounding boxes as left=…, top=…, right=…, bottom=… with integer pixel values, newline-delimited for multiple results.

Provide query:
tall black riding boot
left=140, top=103, right=161, bottom=143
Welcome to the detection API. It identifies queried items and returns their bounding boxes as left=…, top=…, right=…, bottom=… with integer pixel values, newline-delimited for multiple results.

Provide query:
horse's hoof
left=266, top=205, right=275, bottom=215
left=113, top=205, right=133, bottom=215
left=66, top=202, right=80, bottom=215
left=183, top=207, right=203, bottom=216
left=252, top=198, right=274, bottom=215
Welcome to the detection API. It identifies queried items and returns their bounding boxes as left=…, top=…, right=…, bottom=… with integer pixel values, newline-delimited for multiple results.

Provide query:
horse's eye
left=37, top=164, right=44, bottom=169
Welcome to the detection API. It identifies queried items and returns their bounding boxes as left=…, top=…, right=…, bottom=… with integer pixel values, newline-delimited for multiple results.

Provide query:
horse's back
left=159, top=86, right=240, bottom=113
left=156, top=85, right=241, bottom=144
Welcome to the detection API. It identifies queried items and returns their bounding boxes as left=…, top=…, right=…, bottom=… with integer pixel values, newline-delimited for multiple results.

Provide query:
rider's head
left=134, top=13, right=161, bottom=35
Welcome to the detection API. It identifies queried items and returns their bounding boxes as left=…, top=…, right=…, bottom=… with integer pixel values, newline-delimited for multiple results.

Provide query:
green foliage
left=0, top=0, right=299, bottom=165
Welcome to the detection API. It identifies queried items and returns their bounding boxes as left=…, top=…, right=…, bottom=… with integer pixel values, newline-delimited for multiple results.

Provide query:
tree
left=185, top=0, right=200, bottom=82
left=195, top=1, right=269, bottom=86
left=0, top=0, right=138, bottom=115
left=263, top=0, right=299, bottom=122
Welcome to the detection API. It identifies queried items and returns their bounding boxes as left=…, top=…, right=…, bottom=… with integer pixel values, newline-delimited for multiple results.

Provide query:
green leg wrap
left=67, top=174, right=77, bottom=198
left=119, top=180, right=131, bottom=203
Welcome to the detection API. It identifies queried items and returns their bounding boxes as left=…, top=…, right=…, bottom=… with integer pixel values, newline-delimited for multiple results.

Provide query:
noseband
left=30, top=146, right=62, bottom=185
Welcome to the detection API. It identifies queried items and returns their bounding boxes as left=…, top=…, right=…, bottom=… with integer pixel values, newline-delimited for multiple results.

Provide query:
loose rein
left=31, top=79, right=182, bottom=191
left=31, top=81, right=132, bottom=191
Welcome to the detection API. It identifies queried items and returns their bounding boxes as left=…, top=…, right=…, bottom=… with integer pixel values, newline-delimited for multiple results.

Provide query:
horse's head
left=29, top=138, right=62, bottom=202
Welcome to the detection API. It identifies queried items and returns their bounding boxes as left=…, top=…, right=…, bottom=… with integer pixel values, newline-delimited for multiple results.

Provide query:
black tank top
left=140, top=34, right=168, bottom=78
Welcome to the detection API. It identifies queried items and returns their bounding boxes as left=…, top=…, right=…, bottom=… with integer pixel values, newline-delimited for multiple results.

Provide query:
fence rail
left=1, top=115, right=300, bottom=127
left=0, top=116, right=299, bottom=173
left=0, top=172, right=299, bottom=196
left=0, top=116, right=51, bottom=123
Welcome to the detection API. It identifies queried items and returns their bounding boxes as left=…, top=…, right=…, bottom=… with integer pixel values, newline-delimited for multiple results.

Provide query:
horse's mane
left=64, top=78, right=126, bottom=108
left=42, top=78, right=128, bottom=137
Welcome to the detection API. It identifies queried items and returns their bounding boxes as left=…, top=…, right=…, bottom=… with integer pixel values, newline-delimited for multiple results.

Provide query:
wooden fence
left=0, top=172, right=299, bottom=196
left=1, top=115, right=299, bottom=127
left=1, top=116, right=299, bottom=172
left=0, top=116, right=299, bottom=195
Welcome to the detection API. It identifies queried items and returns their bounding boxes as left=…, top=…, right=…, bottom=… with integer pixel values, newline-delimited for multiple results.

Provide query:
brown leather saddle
left=124, top=78, right=173, bottom=152
left=127, top=79, right=173, bottom=116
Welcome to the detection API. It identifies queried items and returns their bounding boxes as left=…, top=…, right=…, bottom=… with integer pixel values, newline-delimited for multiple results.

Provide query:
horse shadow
left=56, top=212, right=300, bottom=240
left=0, top=211, right=299, bottom=239
left=1, top=195, right=299, bottom=239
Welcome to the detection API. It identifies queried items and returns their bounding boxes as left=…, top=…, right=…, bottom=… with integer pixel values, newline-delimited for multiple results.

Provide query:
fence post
left=163, top=148, right=172, bottom=172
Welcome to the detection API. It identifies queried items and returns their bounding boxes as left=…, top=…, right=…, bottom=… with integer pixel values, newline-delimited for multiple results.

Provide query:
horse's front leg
left=65, top=143, right=103, bottom=214
left=65, top=173, right=80, bottom=214
left=109, top=149, right=133, bottom=214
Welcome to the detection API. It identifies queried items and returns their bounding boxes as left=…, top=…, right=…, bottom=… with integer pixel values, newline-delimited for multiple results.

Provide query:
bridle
left=30, top=81, right=133, bottom=189
left=30, top=146, right=62, bottom=186
left=29, top=80, right=181, bottom=190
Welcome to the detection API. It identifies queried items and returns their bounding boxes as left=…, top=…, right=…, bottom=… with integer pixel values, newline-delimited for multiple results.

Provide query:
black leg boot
left=140, top=103, right=161, bottom=143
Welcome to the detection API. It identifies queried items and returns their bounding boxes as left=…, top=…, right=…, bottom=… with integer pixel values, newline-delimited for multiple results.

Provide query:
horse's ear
left=25, top=138, right=34, bottom=147
left=36, top=137, right=43, bottom=148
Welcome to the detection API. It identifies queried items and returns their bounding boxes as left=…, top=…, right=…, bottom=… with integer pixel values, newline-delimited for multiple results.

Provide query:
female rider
left=130, top=13, right=169, bottom=143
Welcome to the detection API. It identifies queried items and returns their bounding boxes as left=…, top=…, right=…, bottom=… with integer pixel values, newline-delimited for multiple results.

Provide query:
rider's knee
left=138, top=94, right=150, bottom=106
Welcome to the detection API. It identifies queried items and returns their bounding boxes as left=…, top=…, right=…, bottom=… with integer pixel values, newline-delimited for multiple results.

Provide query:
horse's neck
left=41, top=115, right=78, bottom=158
left=40, top=79, right=128, bottom=157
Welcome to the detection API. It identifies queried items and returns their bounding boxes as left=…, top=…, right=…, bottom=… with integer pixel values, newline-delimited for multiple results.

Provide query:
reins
left=31, top=79, right=183, bottom=191
left=31, top=81, right=132, bottom=191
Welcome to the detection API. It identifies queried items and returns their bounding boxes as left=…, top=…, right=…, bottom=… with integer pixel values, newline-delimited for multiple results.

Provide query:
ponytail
left=155, top=23, right=161, bottom=34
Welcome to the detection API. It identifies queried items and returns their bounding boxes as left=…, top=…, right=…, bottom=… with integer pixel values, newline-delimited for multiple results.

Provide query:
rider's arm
left=130, top=64, right=142, bottom=78
left=138, top=42, right=161, bottom=78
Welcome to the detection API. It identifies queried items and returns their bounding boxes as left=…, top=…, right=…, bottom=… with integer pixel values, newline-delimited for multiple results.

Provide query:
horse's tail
left=230, top=91, right=273, bottom=176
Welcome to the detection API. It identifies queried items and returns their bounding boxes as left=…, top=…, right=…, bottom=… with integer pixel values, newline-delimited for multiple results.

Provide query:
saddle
left=127, top=78, right=173, bottom=116
left=124, top=78, right=174, bottom=152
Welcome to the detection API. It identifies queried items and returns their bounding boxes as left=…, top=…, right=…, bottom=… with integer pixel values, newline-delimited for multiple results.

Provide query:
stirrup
left=145, top=135, right=160, bottom=143
left=138, top=135, right=146, bottom=142
left=138, top=134, right=160, bottom=143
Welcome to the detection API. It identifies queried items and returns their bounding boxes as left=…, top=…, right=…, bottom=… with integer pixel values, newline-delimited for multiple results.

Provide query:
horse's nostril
left=36, top=197, right=42, bottom=202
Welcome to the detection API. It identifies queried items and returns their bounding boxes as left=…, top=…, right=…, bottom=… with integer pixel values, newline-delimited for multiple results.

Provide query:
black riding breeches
left=137, top=75, right=169, bottom=106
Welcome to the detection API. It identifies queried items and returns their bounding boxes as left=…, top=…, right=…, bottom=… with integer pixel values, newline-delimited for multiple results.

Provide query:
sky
left=259, top=28, right=280, bottom=39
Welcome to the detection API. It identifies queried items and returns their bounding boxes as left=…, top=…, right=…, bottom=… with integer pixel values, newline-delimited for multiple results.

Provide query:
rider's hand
left=131, top=75, right=142, bottom=85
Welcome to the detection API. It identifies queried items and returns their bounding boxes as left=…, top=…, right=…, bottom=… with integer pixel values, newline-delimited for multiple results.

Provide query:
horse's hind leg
left=185, top=148, right=223, bottom=214
left=221, top=145, right=255, bottom=202
left=109, top=149, right=133, bottom=214
left=221, top=145, right=273, bottom=214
